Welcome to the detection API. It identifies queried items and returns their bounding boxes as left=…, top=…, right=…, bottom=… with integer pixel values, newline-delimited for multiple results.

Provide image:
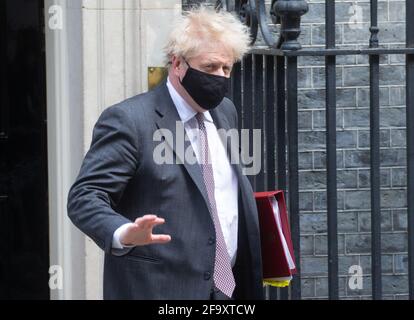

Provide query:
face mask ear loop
left=183, top=59, right=191, bottom=68
left=179, top=58, right=191, bottom=85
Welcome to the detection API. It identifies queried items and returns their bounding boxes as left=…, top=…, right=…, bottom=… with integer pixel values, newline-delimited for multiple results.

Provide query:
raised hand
left=120, top=214, right=171, bottom=246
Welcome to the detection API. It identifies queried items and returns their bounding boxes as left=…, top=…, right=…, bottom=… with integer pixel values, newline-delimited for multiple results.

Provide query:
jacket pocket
left=123, top=251, right=162, bottom=264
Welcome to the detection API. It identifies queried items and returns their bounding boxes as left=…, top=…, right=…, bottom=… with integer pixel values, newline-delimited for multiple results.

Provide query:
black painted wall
left=0, top=0, right=49, bottom=299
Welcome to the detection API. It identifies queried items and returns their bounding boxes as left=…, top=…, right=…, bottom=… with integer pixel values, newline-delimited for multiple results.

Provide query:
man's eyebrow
left=203, top=57, right=230, bottom=63
left=202, top=60, right=220, bottom=64
left=202, top=60, right=232, bottom=67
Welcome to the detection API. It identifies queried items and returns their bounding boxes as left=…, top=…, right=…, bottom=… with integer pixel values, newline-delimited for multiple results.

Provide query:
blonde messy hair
left=164, top=6, right=251, bottom=65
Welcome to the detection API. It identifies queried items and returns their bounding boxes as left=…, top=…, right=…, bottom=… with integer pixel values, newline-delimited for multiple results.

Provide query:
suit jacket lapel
left=154, top=83, right=210, bottom=209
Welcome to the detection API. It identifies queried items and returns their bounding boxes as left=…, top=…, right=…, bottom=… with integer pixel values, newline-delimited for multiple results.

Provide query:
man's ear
left=171, top=56, right=183, bottom=77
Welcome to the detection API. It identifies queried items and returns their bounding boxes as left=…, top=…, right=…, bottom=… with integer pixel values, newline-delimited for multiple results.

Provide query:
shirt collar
left=166, top=77, right=213, bottom=123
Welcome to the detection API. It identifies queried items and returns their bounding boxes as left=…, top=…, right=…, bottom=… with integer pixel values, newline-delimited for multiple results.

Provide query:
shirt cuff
left=112, top=223, right=135, bottom=249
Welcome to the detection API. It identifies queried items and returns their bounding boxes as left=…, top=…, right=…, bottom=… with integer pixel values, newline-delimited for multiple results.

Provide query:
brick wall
left=296, top=0, right=408, bottom=300
left=182, top=0, right=409, bottom=300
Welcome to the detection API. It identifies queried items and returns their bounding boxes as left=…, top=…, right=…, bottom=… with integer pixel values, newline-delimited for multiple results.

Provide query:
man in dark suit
left=67, top=6, right=264, bottom=300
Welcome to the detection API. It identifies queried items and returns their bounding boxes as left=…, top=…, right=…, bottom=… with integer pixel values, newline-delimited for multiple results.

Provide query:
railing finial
left=274, top=0, right=309, bottom=50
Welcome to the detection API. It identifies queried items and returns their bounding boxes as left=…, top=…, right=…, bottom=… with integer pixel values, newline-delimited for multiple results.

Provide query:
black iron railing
left=209, top=0, right=414, bottom=300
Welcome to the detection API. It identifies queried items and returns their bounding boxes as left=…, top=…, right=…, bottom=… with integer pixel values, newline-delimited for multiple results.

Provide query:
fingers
left=151, top=234, right=172, bottom=244
left=135, top=215, right=165, bottom=229
left=135, top=214, right=156, bottom=227
left=133, top=214, right=171, bottom=245
left=149, top=218, right=166, bottom=229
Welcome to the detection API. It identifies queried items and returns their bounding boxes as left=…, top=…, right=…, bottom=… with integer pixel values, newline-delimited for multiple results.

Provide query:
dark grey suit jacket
left=67, top=82, right=264, bottom=300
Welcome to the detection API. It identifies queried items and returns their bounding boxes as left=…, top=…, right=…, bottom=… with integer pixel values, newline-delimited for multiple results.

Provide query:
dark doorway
left=0, top=0, right=49, bottom=299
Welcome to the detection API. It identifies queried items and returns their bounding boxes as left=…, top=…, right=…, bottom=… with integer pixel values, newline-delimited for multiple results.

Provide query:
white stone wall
left=82, top=0, right=181, bottom=151
left=46, top=0, right=181, bottom=300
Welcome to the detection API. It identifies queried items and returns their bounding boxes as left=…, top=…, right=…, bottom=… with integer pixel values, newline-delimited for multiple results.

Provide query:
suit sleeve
left=67, top=104, right=140, bottom=254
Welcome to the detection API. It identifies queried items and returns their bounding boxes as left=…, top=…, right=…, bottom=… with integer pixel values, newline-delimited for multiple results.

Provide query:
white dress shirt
left=113, top=78, right=239, bottom=265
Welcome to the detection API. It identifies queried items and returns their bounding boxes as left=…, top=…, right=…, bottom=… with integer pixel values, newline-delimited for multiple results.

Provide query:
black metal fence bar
left=231, top=61, right=242, bottom=130
left=242, top=54, right=254, bottom=185
left=264, top=54, right=274, bottom=298
left=254, top=54, right=265, bottom=191
left=264, top=54, right=279, bottom=300
left=276, top=55, right=289, bottom=300
left=276, top=56, right=287, bottom=194
left=369, top=0, right=382, bottom=300
left=265, top=55, right=276, bottom=192
left=325, top=0, right=339, bottom=300
left=406, top=0, right=414, bottom=300
left=286, top=56, right=301, bottom=299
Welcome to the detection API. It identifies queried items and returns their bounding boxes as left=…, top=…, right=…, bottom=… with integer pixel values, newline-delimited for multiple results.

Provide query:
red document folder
left=254, top=190, right=297, bottom=281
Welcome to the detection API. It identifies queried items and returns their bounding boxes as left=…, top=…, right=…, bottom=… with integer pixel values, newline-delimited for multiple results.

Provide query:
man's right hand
left=120, top=214, right=172, bottom=246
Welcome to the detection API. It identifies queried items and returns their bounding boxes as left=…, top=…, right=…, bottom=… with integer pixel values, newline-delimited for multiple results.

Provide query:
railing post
left=369, top=0, right=382, bottom=300
left=274, top=0, right=308, bottom=50
left=286, top=55, right=301, bottom=300
left=325, top=0, right=339, bottom=300
left=406, top=0, right=414, bottom=301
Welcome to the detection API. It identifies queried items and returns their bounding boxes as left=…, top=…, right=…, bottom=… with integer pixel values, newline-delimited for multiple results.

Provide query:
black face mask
left=180, top=60, right=230, bottom=110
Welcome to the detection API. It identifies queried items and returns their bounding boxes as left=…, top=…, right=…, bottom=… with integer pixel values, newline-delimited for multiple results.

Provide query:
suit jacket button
left=204, top=272, right=211, bottom=280
left=208, top=237, right=215, bottom=245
